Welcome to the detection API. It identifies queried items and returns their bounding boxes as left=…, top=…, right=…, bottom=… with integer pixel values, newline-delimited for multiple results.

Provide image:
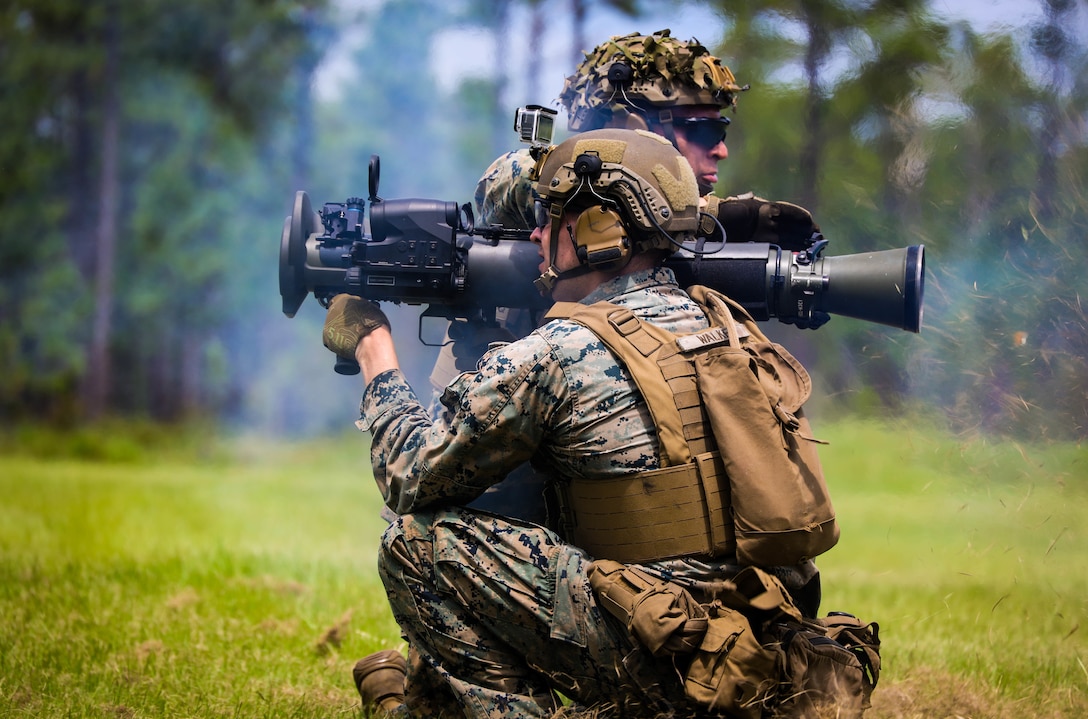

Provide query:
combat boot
left=353, top=649, right=407, bottom=714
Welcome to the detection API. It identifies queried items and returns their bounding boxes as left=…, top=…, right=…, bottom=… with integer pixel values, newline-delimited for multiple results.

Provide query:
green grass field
left=1, top=419, right=1085, bottom=718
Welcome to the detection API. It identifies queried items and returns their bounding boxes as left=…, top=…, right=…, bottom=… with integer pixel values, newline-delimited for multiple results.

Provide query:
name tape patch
left=675, top=323, right=750, bottom=352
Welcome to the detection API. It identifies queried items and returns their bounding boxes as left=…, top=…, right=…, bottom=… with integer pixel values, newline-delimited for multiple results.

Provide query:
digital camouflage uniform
left=360, top=267, right=817, bottom=717
left=428, top=148, right=549, bottom=526
left=428, top=149, right=540, bottom=394
left=473, top=150, right=538, bottom=231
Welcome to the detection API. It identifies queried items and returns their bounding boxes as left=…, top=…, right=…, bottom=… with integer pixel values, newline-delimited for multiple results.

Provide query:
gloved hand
left=322, top=293, right=390, bottom=360
left=716, top=193, right=823, bottom=251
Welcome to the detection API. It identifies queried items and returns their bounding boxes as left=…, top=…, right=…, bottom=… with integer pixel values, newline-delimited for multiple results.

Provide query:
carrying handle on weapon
left=330, top=157, right=378, bottom=378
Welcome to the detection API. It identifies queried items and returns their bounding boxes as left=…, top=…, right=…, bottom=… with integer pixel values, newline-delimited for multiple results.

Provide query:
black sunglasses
left=674, top=116, right=730, bottom=148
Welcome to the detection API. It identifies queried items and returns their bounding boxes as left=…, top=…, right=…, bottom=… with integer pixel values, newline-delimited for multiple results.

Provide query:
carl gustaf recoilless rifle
left=279, top=106, right=925, bottom=374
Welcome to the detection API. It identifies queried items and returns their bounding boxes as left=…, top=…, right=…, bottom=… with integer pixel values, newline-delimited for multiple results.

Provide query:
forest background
left=1, top=0, right=1086, bottom=440
left=2, top=1, right=1087, bottom=717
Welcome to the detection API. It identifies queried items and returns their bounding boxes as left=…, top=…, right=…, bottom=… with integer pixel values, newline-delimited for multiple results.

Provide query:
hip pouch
left=589, top=560, right=795, bottom=717
left=588, top=560, right=880, bottom=717
left=764, top=613, right=881, bottom=718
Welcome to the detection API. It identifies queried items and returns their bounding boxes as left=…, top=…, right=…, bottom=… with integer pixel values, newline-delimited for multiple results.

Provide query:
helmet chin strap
left=533, top=218, right=595, bottom=296
left=653, top=108, right=679, bottom=147
left=610, top=104, right=681, bottom=149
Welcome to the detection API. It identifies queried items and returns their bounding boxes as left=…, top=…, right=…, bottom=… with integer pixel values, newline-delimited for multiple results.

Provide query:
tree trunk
left=180, top=332, right=202, bottom=418
left=83, top=6, right=121, bottom=419
left=528, top=1, right=544, bottom=102
left=67, top=69, right=98, bottom=284
left=491, top=0, right=512, bottom=156
left=799, top=4, right=829, bottom=215
left=1033, top=0, right=1070, bottom=225
left=571, top=0, right=586, bottom=69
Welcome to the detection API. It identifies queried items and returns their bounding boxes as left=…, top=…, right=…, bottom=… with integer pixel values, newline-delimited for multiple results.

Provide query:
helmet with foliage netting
left=560, top=29, right=745, bottom=132
left=532, top=128, right=700, bottom=255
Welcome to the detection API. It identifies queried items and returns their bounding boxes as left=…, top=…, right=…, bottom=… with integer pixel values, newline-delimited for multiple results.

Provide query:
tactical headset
left=530, top=129, right=701, bottom=295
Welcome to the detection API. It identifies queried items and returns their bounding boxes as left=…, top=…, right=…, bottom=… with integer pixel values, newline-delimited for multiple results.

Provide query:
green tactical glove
left=716, top=193, right=823, bottom=251
left=322, top=294, right=390, bottom=360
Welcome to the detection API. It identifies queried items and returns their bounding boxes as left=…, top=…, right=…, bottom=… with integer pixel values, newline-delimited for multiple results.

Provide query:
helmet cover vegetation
left=560, top=29, right=745, bottom=132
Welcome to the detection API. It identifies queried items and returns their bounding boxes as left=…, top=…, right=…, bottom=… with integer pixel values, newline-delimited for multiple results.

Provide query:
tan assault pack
left=546, top=285, right=839, bottom=567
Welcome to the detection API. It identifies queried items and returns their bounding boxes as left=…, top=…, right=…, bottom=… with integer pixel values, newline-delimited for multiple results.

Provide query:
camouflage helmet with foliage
left=560, top=29, right=745, bottom=132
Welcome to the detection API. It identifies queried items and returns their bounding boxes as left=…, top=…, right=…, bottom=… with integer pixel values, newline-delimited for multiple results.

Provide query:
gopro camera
left=514, top=105, right=556, bottom=147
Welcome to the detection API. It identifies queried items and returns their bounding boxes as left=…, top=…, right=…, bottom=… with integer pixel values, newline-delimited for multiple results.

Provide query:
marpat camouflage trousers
left=378, top=507, right=696, bottom=718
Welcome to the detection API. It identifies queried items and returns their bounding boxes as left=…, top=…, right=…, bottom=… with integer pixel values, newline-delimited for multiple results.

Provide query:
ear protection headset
left=569, top=151, right=630, bottom=269
left=531, top=129, right=701, bottom=295
left=574, top=205, right=629, bottom=267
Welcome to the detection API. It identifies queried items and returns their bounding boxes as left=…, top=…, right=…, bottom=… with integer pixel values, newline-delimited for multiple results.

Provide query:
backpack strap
left=546, top=301, right=693, bottom=466
left=545, top=300, right=734, bottom=561
left=546, top=295, right=755, bottom=467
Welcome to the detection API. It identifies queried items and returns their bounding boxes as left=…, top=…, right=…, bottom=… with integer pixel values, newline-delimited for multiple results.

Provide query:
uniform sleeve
left=357, top=334, right=563, bottom=515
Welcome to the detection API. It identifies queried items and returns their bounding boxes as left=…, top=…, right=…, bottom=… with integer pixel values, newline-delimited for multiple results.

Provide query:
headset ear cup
left=574, top=206, right=629, bottom=268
